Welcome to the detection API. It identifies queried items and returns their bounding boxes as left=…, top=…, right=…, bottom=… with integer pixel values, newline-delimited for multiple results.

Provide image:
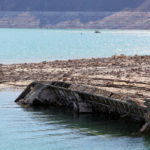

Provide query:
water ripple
left=0, top=90, right=149, bottom=150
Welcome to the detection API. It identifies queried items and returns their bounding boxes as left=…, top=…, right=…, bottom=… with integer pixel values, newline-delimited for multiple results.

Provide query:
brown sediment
left=1, top=55, right=150, bottom=103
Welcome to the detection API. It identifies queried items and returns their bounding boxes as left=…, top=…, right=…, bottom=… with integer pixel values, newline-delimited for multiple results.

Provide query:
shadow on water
left=22, top=106, right=142, bottom=137
left=144, top=136, right=150, bottom=149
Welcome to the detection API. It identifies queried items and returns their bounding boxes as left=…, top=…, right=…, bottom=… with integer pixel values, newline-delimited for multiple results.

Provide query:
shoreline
left=1, top=55, right=150, bottom=103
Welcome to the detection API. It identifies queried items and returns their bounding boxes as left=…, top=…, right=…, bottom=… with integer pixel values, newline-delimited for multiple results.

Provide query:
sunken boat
left=15, top=81, right=150, bottom=133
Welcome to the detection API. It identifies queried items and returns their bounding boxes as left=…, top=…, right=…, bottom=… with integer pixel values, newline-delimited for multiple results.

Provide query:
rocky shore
left=1, top=55, right=150, bottom=104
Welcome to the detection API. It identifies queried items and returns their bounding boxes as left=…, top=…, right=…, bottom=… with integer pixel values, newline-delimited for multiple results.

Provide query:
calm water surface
left=0, top=90, right=150, bottom=150
left=0, top=29, right=150, bottom=63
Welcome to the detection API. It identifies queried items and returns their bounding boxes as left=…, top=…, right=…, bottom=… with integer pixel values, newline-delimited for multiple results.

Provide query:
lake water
left=0, top=90, right=150, bottom=150
left=0, top=28, right=150, bottom=64
left=1, top=29, right=150, bottom=149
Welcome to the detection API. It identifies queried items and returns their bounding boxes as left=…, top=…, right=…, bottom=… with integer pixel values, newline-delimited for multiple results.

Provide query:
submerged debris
left=15, top=81, right=150, bottom=134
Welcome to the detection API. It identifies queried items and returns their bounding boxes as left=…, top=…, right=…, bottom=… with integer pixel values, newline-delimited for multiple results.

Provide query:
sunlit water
left=0, top=29, right=150, bottom=64
left=0, top=90, right=150, bottom=150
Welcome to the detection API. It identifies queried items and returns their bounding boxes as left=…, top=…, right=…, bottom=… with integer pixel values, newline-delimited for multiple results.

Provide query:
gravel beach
left=1, top=55, right=150, bottom=104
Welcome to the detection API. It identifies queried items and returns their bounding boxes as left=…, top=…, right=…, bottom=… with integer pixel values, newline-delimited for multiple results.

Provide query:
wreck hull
left=15, top=81, right=150, bottom=133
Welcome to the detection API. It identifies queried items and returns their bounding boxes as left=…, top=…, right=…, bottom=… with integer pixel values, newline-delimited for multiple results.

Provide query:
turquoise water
left=0, top=90, right=150, bottom=150
left=1, top=29, right=150, bottom=149
left=0, top=28, right=150, bottom=63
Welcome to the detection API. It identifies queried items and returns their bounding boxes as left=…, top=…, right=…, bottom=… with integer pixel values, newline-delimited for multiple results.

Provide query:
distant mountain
left=0, top=0, right=144, bottom=12
left=135, top=0, right=150, bottom=11
left=0, top=0, right=150, bottom=29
